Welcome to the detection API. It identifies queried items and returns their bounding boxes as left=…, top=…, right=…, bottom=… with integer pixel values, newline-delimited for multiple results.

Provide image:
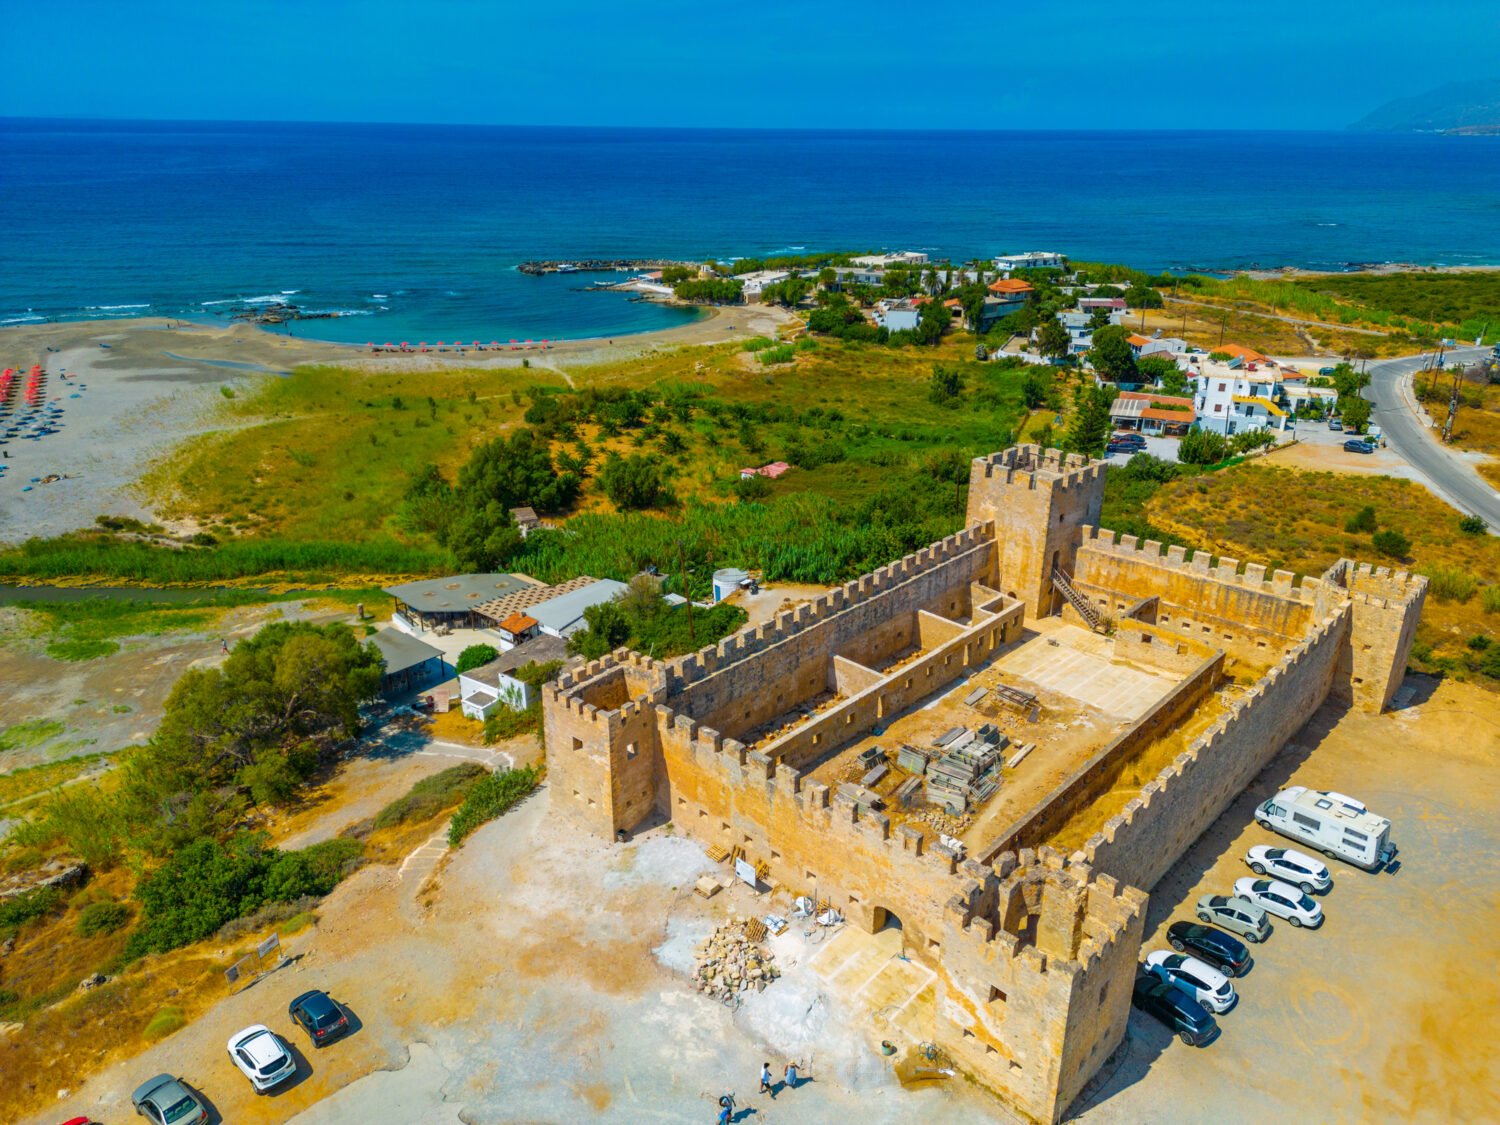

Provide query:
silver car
left=1196, top=894, right=1272, bottom=943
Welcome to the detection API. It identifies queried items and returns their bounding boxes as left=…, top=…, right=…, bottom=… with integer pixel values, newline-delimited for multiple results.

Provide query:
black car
left=1343, top=438, right=1375, bottom=454
left=1166, top=921, right=1251, bottom=977
left=289, top=989, right=350, bottom=1046
left=1112, top=432, right=1147, bottom=446
left=1131, top=972, right=1220, bottom=1046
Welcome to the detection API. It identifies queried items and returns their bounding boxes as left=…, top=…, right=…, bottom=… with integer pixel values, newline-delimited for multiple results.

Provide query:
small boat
left=555, top=263, right=578, bottom=273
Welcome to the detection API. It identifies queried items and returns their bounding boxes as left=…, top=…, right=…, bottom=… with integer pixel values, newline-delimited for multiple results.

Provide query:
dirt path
left=1162, top=295, right=1391, bottom=336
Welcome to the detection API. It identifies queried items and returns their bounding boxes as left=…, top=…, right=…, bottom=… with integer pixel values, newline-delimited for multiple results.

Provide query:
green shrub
left=1483, top=586, right=1500, bottom=614
left=1458, top=515, right=1489, bottom=536
left=757, top=344, right=796, bottom=365
left=448, top=766, right=540, bottom=846
left=143, top=1006, right=185, bottom=1041
left=482, top=705, right=541, bottom=744
left=1344, top=506, right=1377, bottom=534
left=455, top=644, right=500, bottom=675
left=1371, top=529, right=1410, bottom=559
left=1425, top=566, right=1479, bottom=603
left=76, top=900, right=131, bottom=938
left=1178, top=429, right=1230, bottom=465
left=0, top=887, right=60, bottom=936
left=125, top=834, right=364, bottom=959
left=370, top=764, right=487, bottom=830
left=741, top=336, right=774, bottom=352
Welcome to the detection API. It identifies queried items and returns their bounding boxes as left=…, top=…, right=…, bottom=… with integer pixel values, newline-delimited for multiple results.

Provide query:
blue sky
left=2, top=0, right=1496, bottom=129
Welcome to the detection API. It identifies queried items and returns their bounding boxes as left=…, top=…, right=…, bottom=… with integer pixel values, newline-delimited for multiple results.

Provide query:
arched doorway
left=872, top=906, right=903, bottom=933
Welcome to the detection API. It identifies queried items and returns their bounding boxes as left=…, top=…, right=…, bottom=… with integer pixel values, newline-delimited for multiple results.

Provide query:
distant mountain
left=1349, top=79, right=1500, bottom=134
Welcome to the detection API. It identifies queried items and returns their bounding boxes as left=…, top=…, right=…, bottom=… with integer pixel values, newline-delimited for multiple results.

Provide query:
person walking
left=784, top=1060, right=799, bottom=1091
left=759, top=1062, right=773, bottom=1095
left=716, top=1092, right=735, bottom=1125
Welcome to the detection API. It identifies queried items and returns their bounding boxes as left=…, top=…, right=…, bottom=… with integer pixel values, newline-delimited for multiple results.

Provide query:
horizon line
left=0, top=114, right=1356, bottom=134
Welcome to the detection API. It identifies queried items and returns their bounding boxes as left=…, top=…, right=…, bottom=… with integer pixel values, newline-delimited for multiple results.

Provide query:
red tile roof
left=988, top=278, right=1034, bottom=294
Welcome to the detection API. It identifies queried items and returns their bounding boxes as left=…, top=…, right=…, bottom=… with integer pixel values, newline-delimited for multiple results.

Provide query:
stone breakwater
left=517, top=259, right=695, bottom=275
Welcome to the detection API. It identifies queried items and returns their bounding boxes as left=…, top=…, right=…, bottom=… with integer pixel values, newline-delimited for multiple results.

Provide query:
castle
left=543, top=445, right=1425, bottom=1124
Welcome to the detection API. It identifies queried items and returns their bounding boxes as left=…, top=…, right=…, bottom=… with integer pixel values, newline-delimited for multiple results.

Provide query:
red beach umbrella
left=472, top=341, right=480, bottom=347
left=489, top=341, right=499, bottom=347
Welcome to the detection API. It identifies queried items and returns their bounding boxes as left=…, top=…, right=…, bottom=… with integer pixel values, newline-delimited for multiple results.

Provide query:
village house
left=874, top=298, right=921, bottom=332
left=851, top=251, right=929, bottom=267
left=1077, top=295, right=1126, bottom=313
left=1056, top=309, right=1124, bottom=354
left=510, top=506, right=541, bottom=537
left=739, top=461, right=790, bottom=480
left=1108, top=390, right=1196, bottom=435
left=458, top=634, right=572, bottom=719
left=1125, top=333, right=1187, bottom=359
left=1189, top=358, right=1292, bottom=435
left=993, top=251, right=1068, bottom=272
left=733, top=269, right=792, bottom=300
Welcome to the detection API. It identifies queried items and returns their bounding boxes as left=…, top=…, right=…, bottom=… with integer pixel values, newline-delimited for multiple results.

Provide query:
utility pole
left=1441, top=364, right=1463, bottom=443
left=676, top=538, right=695, bottom=646
left=1218, top=313, right=1227, bottom=347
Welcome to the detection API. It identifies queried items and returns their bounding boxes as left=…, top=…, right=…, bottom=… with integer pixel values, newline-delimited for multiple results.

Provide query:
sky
left=2, top=0, right=1497, bottom=130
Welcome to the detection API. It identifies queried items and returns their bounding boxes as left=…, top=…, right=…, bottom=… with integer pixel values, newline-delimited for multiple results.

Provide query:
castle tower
left=967, top=446, right=1106, bottom=619
left=1325, top=561, right=1428, bottom=712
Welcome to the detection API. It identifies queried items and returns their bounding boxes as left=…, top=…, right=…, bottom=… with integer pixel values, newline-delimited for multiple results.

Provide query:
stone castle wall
left=1078, top=607, right=1350, bottom=890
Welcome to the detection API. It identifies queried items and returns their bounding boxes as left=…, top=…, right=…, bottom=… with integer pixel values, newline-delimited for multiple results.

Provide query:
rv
left=1255, top=787, right=1394, bottom=871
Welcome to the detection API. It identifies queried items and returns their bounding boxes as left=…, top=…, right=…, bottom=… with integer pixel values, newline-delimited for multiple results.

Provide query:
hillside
left=1349, top=78, right=1500, bottom=134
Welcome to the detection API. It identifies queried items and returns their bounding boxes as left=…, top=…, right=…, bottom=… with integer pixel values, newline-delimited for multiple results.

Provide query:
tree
left=928, top=364, right=966, bottom=406
left=568, top=599, right=631, bottom=659
left=399, top=463, right=456, bottom=539
left=1125, top=284, right=1164, bottom=309
left=1021, top=370, right=1049, bottom=410
left=1036, top=318, right=1071, bottom=360
left=1345, top=506, right=1377, bottom=534
left=673, top=278, right=744, bottom=304
left=1088, top=325, right=1138, bottom=382
left=761, top=277, right=812, bottom=307
left=1066, top=382, right=1115, bottom=456
left=1087, top=307, right=1112, bottom=331
left=1136, top=354, right=1180, bottom=389
left=1372, top=529, right=1410, bottom=559
left=455, top=644, right=500, bottom=675
left=1331, top=363, right=1371, bottom=400
left=1340, top=395, right=1372, bottom=434
left=1178, top=428, right=1230, bottom=465
left=599, top=452, right=668, bottom=510
left=912, top=297, right=949, bottom=345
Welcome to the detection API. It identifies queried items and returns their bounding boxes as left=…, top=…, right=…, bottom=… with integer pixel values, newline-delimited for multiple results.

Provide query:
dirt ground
left=1073, top=674, right=1500, bottom=1124
left=25, top=671, right=1500, bottom=1125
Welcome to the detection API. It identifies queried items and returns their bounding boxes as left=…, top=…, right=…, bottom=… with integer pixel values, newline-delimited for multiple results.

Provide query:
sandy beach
left=0, top=304, right=793, bottom=544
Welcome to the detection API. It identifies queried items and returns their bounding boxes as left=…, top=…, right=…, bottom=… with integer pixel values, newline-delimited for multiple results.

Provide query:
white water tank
left=712, top=567, right=750, bottom=603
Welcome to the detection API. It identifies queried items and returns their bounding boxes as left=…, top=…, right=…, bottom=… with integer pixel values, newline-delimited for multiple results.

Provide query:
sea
left=3, top=119, right=1499, bottom=345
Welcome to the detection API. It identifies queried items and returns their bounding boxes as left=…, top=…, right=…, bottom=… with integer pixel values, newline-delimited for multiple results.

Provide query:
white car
left=1246, top=845, right=1331, bottom=894
left=1143, top=950, right=1236, bottom=1013
left=1233, top=877, right=1324, bottom=929
left=227, top=1024, right=296, bottom=1092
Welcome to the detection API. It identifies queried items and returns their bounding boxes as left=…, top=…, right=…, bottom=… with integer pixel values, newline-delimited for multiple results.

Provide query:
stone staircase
left=1051, top=567, right=1104, bottom=632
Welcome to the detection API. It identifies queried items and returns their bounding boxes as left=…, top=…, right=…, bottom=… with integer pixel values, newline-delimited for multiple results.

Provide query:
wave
left=85, top=303, right=149, bottom=310
left=199, top=297, right=238, bottom=306
left=304, top=308, right=373, bottom=317
left=280, top=289, right=300, bottom=295
left=371, top=293, right=389, bottom=299
left=1, top=314, right=45, bottom=324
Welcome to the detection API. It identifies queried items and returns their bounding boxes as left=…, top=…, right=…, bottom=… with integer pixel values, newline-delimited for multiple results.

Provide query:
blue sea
left=2, top=119, right=1499, bottom=344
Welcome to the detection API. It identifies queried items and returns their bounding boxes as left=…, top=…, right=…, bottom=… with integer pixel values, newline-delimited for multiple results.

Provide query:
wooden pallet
left=706, top=843, right=731, bottom=863
left=743, top=918, right=768, bottom=943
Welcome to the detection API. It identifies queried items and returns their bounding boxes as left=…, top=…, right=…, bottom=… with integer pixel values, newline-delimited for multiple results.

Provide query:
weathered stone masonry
left=542, top=445, right=1425, bottom=1125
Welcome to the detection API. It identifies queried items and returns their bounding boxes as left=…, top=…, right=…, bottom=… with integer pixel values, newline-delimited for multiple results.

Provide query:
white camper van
left=1255, top=787, right=1394, bottom=871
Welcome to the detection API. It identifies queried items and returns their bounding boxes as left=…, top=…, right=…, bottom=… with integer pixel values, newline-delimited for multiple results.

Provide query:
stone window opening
left=572, top=737, right=584, bottom=751
left=625, top=741, right=638, bottom=760
left=962, top=1028, right=976, bottom=1039
left=989, top=986, right=1007, bottom=1004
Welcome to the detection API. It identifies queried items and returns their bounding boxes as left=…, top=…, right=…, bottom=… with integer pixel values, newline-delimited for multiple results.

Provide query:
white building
left=1056, top=310, right=1124, bottom=355
left=458, top=634, right=571, bottom=720
left=732, top=269, right=792, bottom=299
left=527, top=578, right=629, bottom=639
left=851, top=251, right=929, bottom=267
left=994, top=251, right=1068, bottom=273
left=874, top=299, right=921, bottom=332
left=1189, top=360, right=1292, bottom=435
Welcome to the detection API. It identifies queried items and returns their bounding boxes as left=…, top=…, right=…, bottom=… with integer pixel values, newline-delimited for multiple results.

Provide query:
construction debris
left=693, top=920, right=781, bottom=1002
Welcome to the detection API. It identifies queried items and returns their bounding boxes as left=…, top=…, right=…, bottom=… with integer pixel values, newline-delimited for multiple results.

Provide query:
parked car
left=1233, top=877, right=1324, bottom=928
left=1328, top=418, right=1343, bottom=431
left=130, top=1074, right=207, bottom=1124
left=1246, top=845, right=1331, bottom=894
left=1196, top=894, right=1273, bottom=943
left=228, top=1024, right=297, bottom=1092
left=1343, top=438, right=1375, bottom=454
left=1165, top=921, right=1252, bottom=977
left=290, top=988, right=350, bottom=1047
left=1111, top=432, right=1147, bottom=447
left=1144, top=950, right=1237, bottom=1013
left=1131, top=972, right=1220, bottom=1046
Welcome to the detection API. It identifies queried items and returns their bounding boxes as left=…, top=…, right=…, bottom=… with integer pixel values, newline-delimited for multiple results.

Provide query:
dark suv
left=1166, top=921, right=1251, bottom=977
left=1131, top=972, right=1220, bottom=1046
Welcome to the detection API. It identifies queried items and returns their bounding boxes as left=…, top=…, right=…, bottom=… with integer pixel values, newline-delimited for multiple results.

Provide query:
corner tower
left=967, top=446, right=1106, bottom=619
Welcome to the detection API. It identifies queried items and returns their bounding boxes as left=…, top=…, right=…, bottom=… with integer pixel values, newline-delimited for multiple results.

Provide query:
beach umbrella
left=472, top=341, right=480, bottom=347
left=489, top=341, right=499, bottom=347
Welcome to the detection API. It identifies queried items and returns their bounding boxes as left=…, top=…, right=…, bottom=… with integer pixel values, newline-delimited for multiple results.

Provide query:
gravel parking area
left=1073, top=676, right=1500, bottom=1124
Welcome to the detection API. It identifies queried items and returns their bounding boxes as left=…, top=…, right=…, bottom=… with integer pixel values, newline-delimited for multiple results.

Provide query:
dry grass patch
left=1147, top=463, right=1500, bottom=679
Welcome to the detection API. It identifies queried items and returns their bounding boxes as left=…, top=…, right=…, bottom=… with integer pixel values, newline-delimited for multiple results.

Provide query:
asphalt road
left=1366, top=346, right=1500, bottom=530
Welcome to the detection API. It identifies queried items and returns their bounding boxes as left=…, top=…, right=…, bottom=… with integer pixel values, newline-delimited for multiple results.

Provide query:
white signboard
left=257, top=933, right=281, bottom=960
left=734, top=857, right=758, bottom=887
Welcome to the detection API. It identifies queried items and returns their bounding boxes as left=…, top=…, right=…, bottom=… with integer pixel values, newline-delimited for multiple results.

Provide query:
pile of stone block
left=692, top=920, right=780, bottom=1002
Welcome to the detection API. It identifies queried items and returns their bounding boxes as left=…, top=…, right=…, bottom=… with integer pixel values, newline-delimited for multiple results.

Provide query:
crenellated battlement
left=972, top=444, right=1106, bottom=494
left=1078, top=524, right=1315, bottom=603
